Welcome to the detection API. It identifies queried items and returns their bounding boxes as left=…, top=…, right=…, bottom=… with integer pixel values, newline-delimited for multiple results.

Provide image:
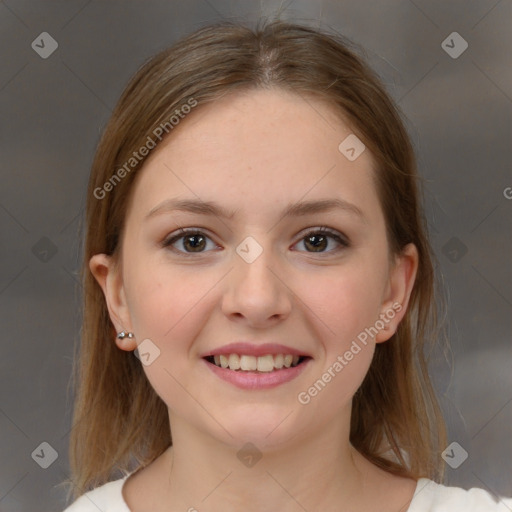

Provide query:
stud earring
left=117, top=331, right=135, bottom=340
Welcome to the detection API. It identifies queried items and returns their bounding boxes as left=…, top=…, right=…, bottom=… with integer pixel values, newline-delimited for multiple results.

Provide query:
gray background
left=0, top=1, right=511, bottom=510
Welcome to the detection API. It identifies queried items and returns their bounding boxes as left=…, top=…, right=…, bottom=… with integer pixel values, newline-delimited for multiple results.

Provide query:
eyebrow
left=145, top=197, right=365, bottom=222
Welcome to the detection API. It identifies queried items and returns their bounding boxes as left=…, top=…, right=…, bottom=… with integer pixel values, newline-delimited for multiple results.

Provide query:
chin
left=212, top=407, right=303, bottom=449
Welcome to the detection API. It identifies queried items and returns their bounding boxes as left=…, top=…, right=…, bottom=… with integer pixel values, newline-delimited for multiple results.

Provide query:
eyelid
left=293, top=226, right=350, bottom=253
left=161, top=226, right=350, bottom=255
left=161, top=227, right=220, bottom=253
left=296, top=226, right=350, bottom=246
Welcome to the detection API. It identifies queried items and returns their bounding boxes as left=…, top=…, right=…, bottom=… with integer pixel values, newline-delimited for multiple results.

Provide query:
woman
left=63, top=19, right=512, bottom=511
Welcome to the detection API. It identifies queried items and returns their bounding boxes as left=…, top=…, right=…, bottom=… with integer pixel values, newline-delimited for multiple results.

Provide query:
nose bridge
left=222, top=235, right=291, bottom=322
left=235, top=235, right=281, bottom=296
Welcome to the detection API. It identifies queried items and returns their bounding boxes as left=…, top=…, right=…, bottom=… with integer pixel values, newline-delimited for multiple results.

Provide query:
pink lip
left=200, top=342, right=310, bottom=358
left=203, top=356, right=312, bottom=390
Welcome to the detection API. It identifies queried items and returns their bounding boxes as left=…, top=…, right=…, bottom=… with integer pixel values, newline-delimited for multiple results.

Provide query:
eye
left=161, top=226, right=350, bottom=256
left=293, top=227, right=349, bottom=254
left=162, top=228, right=218, bottom=254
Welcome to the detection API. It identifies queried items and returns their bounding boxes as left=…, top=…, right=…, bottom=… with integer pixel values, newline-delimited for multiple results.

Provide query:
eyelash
left=161, top=227, right=350, bottom=256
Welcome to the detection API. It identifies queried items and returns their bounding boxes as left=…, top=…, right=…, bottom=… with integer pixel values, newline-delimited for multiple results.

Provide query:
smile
left=203, top=354, right=312, bottom=390
left=205, top=353, right=309, bottom=372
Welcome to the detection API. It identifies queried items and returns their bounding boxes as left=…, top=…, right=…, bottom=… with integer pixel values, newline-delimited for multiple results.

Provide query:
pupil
left=186, top=235, right=205, bottom=252
left=183, top=234, right=328, bottom=253
left=306, top=234, right=326, bottom=252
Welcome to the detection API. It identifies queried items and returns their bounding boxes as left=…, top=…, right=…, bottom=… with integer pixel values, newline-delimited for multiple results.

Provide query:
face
left=91, top=88, right=417, bottom=451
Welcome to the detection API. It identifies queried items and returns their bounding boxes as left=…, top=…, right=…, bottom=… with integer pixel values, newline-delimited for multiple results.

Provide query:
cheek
left=297, top=259, right=387, bottom=347
left=123, top=263, right=216, bottom=409
left=291, top=258, right=387, bottom=405
left=295, top=275, right=379, bottom=410
left=124, top=257, right=213, bottom=341
left=123, top=260, right=224, bottom=393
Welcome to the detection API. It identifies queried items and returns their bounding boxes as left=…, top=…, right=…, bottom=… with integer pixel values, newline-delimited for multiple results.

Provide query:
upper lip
left=200, top=342, right=311, bottom=358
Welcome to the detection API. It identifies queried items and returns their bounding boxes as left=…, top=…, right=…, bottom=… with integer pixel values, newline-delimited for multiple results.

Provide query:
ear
left=375, top=243, right=419, bottom=343
left=89, top=253, right=137, bottom=351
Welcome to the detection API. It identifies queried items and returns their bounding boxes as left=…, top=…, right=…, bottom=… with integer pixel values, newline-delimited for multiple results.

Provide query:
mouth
left=203, top=354, right=312, bottom=373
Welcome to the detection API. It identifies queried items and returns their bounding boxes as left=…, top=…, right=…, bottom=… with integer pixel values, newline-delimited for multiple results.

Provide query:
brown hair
left=66, top=17, right=447, bottom=499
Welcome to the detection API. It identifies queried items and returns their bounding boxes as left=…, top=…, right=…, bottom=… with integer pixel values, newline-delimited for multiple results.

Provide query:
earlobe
left=375, top=243, right=419, bottom=343
left=89, top=253, right=137, bottom=351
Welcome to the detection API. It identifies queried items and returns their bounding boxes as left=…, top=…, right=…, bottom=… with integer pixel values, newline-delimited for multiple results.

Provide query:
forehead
left=149, top=87, right=360, bottom=163
left=127, top=87, right=380, bottom=225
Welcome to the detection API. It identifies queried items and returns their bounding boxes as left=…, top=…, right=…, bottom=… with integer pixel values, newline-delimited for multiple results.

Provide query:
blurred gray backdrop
left=0, top=1, right=511, bottom=510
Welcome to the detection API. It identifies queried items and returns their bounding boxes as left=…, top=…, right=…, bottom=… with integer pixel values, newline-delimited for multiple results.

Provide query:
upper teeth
left=213, top=354, right=300, bottom=372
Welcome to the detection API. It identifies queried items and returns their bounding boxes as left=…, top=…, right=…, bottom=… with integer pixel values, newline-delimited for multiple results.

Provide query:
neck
left=155, top=410, right=379, bottom=512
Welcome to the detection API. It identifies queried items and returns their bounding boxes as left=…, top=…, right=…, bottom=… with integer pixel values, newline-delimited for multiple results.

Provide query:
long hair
left=66, top=18, right=447, bottom=499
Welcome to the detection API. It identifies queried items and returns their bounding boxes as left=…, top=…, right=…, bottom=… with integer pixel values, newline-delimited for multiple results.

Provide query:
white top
left=63, top=474, right=512, bottom=511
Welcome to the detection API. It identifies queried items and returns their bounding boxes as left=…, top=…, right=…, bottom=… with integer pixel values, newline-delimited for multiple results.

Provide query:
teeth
left=240, top=355, right=257, bottom=371
left=228, top=353, right=241, bottom=370
left=257, top=354, right=274, bottom=372
left=210, top=353, right=303, bottom=371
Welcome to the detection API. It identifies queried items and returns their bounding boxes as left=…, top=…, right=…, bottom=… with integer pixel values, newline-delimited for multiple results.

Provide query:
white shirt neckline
left=114, top=474, right=433, bottom=511
left=70, top=474, right=512, bottom=511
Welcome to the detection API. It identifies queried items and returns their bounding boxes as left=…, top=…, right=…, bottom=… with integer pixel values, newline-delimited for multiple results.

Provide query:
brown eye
left=181, top=233, right=207, bottom=252
left=162, top=226, right=349, bottom=257
left=295, top=227, right=349, bottom=254
left=162, top=229, right=216, bottom=254
left=304, top=233, right=329, bottom=252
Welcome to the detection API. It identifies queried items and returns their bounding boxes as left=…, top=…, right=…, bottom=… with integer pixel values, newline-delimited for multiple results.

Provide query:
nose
left=221, top=243, right=292, bottom=327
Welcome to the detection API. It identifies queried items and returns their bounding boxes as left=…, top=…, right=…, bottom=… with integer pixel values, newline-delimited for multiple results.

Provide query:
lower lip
left=203, top=358, right=311, bottom=390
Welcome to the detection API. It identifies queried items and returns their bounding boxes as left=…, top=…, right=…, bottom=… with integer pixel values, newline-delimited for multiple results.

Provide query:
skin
left=90, top=88, right=419, bottom=512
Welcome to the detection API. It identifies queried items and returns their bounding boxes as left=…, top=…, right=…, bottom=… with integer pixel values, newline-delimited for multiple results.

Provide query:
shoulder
left=409, top=478, right=512, bottom=511
left=62, top=476, right=130, bottom=512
